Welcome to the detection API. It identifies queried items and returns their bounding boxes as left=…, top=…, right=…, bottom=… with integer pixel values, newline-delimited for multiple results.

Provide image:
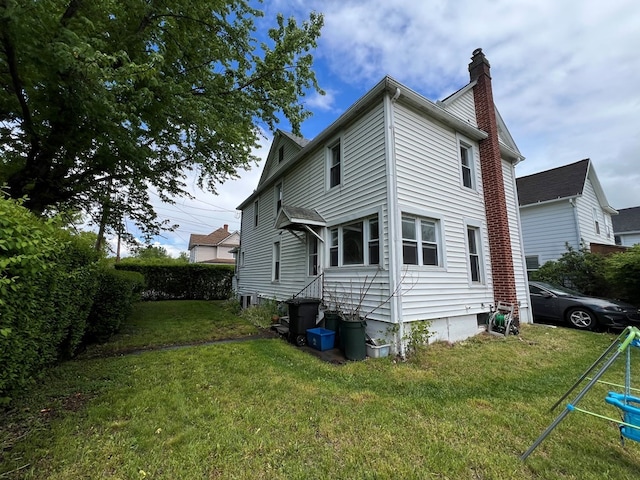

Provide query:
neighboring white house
left=188, top=225, right=239, bottom=264
left=236, top=49, right=531, bottom=353
left=516, top=159, right=617, bottom=270
left=613, top=207, right=640, bottom=246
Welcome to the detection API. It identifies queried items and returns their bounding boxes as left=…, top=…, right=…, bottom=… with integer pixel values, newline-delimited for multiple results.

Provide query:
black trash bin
left=286, top=298, right=320, bottom=346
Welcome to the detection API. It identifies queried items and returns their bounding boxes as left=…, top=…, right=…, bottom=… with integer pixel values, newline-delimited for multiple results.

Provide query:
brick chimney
left=469, top=48, right=518, bottom=312
left=223, top=224, right=228, bottom=232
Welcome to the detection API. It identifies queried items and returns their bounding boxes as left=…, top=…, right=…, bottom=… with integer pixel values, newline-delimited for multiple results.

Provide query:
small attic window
left=278, top=146, right=284, bottom=163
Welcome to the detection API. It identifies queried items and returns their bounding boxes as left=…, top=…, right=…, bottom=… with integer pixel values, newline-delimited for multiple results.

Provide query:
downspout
left=569, top=198, right=582, bottom=249
left=511, top=163, right=531, bottom=323
left=384, top=88, right=405, bottom=358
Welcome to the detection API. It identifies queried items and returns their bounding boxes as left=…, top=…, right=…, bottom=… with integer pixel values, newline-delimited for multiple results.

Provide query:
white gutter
left=383, top=89, right=405, bottom=359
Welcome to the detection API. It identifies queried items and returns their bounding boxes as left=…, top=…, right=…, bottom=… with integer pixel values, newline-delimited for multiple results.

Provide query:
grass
left=2, top=302, right=640, bottom=479
left=77, top=300, right=260, bottom=357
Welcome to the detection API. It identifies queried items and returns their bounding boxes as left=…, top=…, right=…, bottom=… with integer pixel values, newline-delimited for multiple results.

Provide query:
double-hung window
left=458, top=136, right=475, bottom=190
left=402, top=216, right=440, bottom=266
left=273, top=241, right=281, bottom=282
left=467, top=227, right=482, bottom=283
left=254, top=200, right=259, bottom=227
left=275, top=182, right=283, bottom=213
left=592, top=207, right=601, bottom=235
left=329, top=217, right=379, bottom=267
left=328, top=141, right=341, bottom=188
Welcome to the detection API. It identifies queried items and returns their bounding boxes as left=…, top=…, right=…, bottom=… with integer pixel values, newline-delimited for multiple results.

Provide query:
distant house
left=188, top=225, right=239, bottom=264
left=235, top=49, right=532, bottom=351
left=516, top=159, right=617, bottom=270
left=613, top=207, right=640, bottom=246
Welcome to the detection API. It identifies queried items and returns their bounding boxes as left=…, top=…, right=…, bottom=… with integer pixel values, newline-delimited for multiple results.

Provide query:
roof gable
left=257, top=130, right=309, bottom=187
left=440, top=81, right=521, bottom=160
left=516, top=159, right=590, bottom=206
left=612, top=206, right=640, bottom=233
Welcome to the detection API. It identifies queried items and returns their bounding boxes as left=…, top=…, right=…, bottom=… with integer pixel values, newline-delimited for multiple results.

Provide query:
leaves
left=0, top=1, right=324, bottom=242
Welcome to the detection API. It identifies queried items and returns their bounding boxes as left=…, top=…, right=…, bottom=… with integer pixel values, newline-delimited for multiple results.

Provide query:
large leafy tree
left=0, top=0, right=323, bottom=244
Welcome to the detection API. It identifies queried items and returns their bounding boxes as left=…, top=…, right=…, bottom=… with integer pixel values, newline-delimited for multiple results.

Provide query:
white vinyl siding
left=393, top=100, right=493, bottom=320
left=237, top=102, right=389, bottom=311
left=519, top=201, right=578, bottom=265
left=502, top=159, right=531, bottom=322
left=575, top=178, right=615, bottom=247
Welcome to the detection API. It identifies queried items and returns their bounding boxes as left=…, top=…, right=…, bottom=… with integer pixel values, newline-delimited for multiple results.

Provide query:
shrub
left=605, top=245, right=640, bottom=305
left=0, top=197, right=100, bottom=403
left=84, top=267, right=145, bottom=343
left=530, top=244, right=610, bottom=297
left=114, top=263, right=234, bottom=300
left=240, top=298, right=280, bottom=329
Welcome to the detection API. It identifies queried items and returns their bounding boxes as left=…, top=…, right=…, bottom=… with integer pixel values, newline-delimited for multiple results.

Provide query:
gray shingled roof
left=279, top=130, right=310, bottom=148
left=612, top=206, right=640, bottom=233
left=516, top=159, right=589, bottom=206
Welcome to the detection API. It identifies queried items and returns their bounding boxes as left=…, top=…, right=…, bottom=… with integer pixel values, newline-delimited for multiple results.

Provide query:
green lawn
left=2, top=302, right=640, bottom=479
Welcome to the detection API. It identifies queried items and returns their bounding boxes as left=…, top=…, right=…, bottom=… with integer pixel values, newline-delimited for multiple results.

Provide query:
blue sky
left=120, top=0, right=640, bottom=257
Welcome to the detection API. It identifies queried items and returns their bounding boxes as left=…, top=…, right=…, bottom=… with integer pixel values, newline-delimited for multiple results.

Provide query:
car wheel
left=566, top=308, right=597, bottom=330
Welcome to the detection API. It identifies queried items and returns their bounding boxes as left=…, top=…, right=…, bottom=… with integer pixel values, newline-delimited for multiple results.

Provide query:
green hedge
left=0, top=198, right=100, bottom=403
left=84, top=268, right=145, bottom=343
left=114, top=263, right=234, bottom=300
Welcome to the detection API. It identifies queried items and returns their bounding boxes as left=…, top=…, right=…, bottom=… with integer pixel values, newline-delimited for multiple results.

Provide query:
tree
left=134, top=245, right=171, bottom=260
left=0, top=0, right=323, bottom=245
left=530, top=243, right=610, bottom=297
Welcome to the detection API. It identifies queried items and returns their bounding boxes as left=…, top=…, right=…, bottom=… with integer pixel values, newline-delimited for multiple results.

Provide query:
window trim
left=326, top=137, right=343, bottom=190
left=457, top=134, right=476, bottom=191
left=278, top=145, right=284, bottom=163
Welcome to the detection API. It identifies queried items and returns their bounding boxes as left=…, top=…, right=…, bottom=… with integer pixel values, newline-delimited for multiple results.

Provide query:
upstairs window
left=592, top=207, right=600, bottom=235
left=457, top=136, right=475, bottom=190
left=278, top=146, right=284, bottom=163
left=328, top=141, right=341, bottom=188
left=254, top=200, right=259, bottom=228
left=275, top=182, right=283, bottom=212
left=402, top=216, right=440, bottom=266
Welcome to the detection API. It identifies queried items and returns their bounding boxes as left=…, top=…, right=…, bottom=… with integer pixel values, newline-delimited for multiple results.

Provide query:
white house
left=613, top=207, right=640, bottom=246
left=188, top=225, right=239, bottom=264
left=516, top=159, right=617, bottom=270
left=236, top=49, right=531, bottom=354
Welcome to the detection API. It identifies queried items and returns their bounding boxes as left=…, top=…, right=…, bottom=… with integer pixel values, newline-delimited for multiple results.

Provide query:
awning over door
left=275, top=205, right=326, bottom=242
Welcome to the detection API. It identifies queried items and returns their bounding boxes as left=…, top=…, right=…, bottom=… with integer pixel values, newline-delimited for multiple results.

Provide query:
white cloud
left=302, top=0, right=640, bottom=208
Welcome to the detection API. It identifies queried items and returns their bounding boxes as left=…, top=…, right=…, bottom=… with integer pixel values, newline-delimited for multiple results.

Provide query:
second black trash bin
left=286, top=298, right=320, bottom=346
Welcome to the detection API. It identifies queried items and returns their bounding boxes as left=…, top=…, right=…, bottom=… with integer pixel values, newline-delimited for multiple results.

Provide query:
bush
left=606, top=245, right=640, bottom=305
left=530, top=244, right=610, bottom=297
left=0, top=197, right=100, bottom=403
left=84, top=267, right=145, bottom=343
left=114, top=263, right=234, bottom=300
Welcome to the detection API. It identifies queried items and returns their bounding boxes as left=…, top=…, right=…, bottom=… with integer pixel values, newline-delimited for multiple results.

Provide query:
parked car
left=528, top=281, right=640, bottom=330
